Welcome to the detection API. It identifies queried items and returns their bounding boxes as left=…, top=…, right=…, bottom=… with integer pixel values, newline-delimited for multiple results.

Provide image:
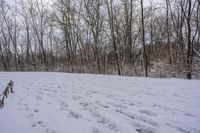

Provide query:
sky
left=6, top=0, right=164, bottom=7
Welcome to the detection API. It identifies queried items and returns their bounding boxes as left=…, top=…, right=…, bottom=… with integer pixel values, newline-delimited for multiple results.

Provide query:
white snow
left=0, top=72, right=200, bottom=133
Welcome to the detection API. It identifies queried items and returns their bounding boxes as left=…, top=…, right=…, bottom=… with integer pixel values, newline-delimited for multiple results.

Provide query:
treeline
left=0, top=0, right=200, bottom=79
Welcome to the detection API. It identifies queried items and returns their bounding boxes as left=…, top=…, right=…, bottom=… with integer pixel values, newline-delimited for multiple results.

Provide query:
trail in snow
left=0, top=72, right=200, bottom=133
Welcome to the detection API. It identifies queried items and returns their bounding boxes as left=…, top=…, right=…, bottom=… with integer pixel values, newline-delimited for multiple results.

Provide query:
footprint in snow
left=45, top=129, right=50, bottom=132
left=33, top=109, right=39, bottom=113
left=166, top=123, right=190, bottom=133
left=27, top=113, right=35, bottom=119
left=43, top=85, right=47, bottom=87
left=71, top=95, right=82, bottom=100
left=95, top=101, right=109, bottom=109
left=31, top=121, right=36, bottom=127
left=37, top=121, right=43, bottom=125
left=79, top=102, right=90, bottom=108
left=25, top=107, right=29, bottom=111
left=57, top=86, right=61, bottom=88
left=36, top=96, right=43, bottom=100
left=31, top=120, right=46, bottom=129
left=92, top=128, right=103, bottom=133
left=116, top=109, right=159, bottom=127
left=139, top=110, right=157, bottom=117
left=90, top=111, right=120, bottom=132
left=129, top=103, right=135, bottom=106
left=38, top=121, right=46, bottom=127
left=136, top=128, right=155, bottom=133
left=68, top=111, right=82, bottom=119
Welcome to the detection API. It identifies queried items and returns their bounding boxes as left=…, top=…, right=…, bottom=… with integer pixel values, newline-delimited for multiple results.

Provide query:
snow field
left=0, top=72, right=200, bottom=133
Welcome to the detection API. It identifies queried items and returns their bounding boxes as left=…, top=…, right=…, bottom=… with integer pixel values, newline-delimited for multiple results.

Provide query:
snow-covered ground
left=0, top=72, right=200, bottom=133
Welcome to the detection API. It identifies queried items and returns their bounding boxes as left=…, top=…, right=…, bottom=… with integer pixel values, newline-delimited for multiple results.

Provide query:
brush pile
left=0, top=81, right=14, bottom=108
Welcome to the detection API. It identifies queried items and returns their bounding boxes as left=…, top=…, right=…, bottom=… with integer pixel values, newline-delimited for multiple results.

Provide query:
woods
left=0, top=0, right=199, bottom=79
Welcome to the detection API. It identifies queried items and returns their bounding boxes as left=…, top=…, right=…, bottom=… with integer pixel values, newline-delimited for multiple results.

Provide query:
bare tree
left=0, top=0, right=199, bottom=78
left=165, top=0, right=174, bottom=69
left=181, top=0, right=198, bottom=79
left=105, top=0, right=122, bottom=75
left=83, top=0, right=104, bottom=73
left=140, top=0, right=148, bottom=77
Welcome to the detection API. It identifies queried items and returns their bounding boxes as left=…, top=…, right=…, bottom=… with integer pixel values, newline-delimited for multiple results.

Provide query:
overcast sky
left=6, top=0, right=164, bottom=7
